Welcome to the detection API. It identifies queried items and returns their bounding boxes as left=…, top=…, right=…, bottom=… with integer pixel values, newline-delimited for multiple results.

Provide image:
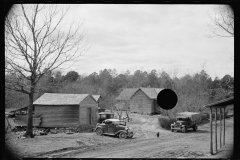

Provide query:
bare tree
left=5, top=4, right=87, bottom=138
left=208, top=6, right=234, bottom=37
left=114, top=102, right=123, bottom=120
left=208, top=6, right=234, bottom=98
left=114, top=100, right=131, bottom=121
left=122, top=100, right=131, bottom=121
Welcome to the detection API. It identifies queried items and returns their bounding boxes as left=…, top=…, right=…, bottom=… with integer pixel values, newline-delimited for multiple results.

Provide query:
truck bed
left=177, top=112, right=201, bottom=123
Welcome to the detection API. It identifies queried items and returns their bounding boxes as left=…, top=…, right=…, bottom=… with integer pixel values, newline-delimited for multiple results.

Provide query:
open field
left=5, top=113, right=234, bottom=159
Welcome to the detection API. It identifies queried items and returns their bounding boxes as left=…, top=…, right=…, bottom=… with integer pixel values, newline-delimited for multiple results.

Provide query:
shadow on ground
left=172, top=129, right=210, bottom=134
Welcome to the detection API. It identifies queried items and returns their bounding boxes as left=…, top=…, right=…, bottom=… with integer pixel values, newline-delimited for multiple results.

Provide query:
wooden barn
left=115, top=88, right=164, bottom=114
left=33, top=93, right=98, bottom=127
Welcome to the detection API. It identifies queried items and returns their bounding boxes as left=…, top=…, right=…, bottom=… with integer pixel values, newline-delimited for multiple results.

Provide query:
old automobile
left=171, top=112, right=201, bottom=133
left=94, top=119, right=133, bottom=139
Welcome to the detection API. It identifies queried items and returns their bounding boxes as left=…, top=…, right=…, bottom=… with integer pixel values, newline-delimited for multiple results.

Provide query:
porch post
left=220, top=107, right=222, bottom=148
left=210, top=107, right=213, bottom=155
left=215, top=108, right=217, bottom=153
left=223, top=107, right=225, bottom=147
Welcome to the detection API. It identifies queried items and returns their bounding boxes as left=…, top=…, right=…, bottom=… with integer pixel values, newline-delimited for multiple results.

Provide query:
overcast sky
left=14, top=4, right=234, bottom=79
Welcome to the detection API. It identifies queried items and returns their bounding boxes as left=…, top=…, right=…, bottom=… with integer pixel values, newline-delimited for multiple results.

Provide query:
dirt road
left=5, top=113, right=233, bottom=158
left=61, top=117, right=234, bottom=158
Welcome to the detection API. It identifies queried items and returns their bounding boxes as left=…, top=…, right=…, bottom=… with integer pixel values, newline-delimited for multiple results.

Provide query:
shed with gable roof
left=92, top=95, right=105, bottom=112
left=115, top=88, right=164, bottom=114
left=33, top=93, right=98, bottom=127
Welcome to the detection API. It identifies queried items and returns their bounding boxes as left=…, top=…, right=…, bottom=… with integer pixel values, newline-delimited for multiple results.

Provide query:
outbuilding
left=33, top=93, right=98, bottom=128
left=115, top=87, right=164, bottom=114
left=92, top=95, right=105, bottom=112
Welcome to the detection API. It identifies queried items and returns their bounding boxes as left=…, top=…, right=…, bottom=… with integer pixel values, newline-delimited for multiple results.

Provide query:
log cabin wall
left=34, top=105, right=79, bottom=127
left=130, top=90, right=153, bottom=114
left=79, top=96, right=98, bottom=125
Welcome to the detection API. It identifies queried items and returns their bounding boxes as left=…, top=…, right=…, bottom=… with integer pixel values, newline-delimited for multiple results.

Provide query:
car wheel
left=193, top=125, right=197, bottom=131
left=96, top=128, right=103, bottom=136
left=182, top=127, right=186, bottom=133
left=119, top=132, right=127, bottom=139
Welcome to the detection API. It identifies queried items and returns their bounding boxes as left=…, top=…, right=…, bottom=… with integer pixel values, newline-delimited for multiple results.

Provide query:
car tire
left=96, top=128, right=103, bottom=136
left=182, top=127, right=186, bottom=133
left=119, top=132, right=127, bottom=139
left=193, top=125, right=197, bottom=131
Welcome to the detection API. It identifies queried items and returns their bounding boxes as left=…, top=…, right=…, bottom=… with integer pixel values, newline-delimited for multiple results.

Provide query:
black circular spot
left=157, top=89, right=178, bottom=110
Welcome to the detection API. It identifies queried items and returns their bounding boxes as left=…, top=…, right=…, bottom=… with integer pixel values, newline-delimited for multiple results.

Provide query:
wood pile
left=49, top=125, right=95, bottom=134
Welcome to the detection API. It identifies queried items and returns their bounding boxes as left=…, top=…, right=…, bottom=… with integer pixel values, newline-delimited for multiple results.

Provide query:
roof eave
left=203, top=97, right=234, bottom=108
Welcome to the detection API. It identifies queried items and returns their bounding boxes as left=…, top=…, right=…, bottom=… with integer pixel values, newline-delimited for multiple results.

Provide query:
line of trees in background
left=5, top=68, right=234, bottom=117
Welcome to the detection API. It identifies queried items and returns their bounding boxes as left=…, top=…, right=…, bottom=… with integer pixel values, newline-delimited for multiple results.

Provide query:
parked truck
left=171, top=112, right=201, bottom=133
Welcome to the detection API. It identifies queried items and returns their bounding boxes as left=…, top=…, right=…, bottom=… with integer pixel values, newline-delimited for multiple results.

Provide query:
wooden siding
left=115, top=93, right=161, bottom=114
left=35, top=105, right=79, bottom=127
left=14, top=114, right=41, bottom=126
left=130, top=90, right=153, bottom=114
left=79, top=96, right=98, bottom=125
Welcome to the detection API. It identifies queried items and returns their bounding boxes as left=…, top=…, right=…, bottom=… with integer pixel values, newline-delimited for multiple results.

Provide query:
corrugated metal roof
left=33, top=93, right=90, bottom=105
left=116, top=88, right=164, bottom=100
left=92, top=95, right=101, bottom=102
left=115, top=88, right=139, bottom=100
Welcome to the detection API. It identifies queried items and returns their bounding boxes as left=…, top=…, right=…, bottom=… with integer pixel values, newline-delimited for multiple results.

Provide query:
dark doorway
left=87, top=108, right=91, bottom=124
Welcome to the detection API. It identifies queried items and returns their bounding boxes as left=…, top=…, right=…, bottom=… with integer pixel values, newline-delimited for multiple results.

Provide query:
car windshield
left=177, top=118, right=188, bottom=121
left=100, top=114, right=106, bottom=119
left=99, top=114, right=114, bottom=119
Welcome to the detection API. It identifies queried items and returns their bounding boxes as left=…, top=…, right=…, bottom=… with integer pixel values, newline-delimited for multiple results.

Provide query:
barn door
left=87, top=108, right=92, bottom=124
